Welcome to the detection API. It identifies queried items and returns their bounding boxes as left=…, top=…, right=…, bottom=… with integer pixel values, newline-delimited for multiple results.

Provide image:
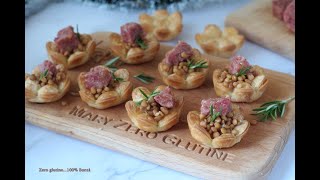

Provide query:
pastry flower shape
left=46, top=25, right=96, bottom=69
left=125, top=85, right=184, bottom=132
left=187, top=97, right=250, bottom=148
left=139, top=9, right=183, bottom=41
left=25, top=60, right=70, bottom=103
left=212, top=55, right=268, bottom=102
left=78, top=65, right=133, bottom=109
left=158, top=41, right=210, bottom=89
left=110, top=22, right=160, bottom=64
left=195, top=24, right=244, bottom=58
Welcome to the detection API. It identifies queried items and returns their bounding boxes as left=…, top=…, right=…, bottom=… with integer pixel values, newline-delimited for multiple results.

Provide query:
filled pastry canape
left=78, top=65, right=133, bottom=109
left=125, top=85, right=184, bottom=132
left=139, top=9, right=183, bottom=41
left=187, top=97, right=250, bottom=148
left=46, top=25, right=96, bottom=69
left=195, top=24, right=244, bottom=58
left=158, top=41, right=210, bottom=89
left=213, top=55, right=268, bottom=102
left=110, top=22, right=160, bottom=64
left=25, top=60, right=71, bottom=103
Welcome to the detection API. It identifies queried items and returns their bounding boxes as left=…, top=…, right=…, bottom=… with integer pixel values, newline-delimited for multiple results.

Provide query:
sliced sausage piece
left=84, top=66, right=112, bottom=89
left=165, top=41, right=193, bottom=66
left=283, top=0, right=295, bottom=32
left=54, top=26, right=80, bottom=54
left=272, top=0, right=293, bottom=20
left=120, top=22, right=144, bottom=45
left=228, top=55, right=251, bottom=75
left=154, top=86, right=175, bottom=108
left=38, top=60, right=57, bottom=76
left=200, top=97, right=232, bottom=116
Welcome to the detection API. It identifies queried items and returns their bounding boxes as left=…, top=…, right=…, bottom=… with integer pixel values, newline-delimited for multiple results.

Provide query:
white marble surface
left=25, top=0, right=295, bottom=179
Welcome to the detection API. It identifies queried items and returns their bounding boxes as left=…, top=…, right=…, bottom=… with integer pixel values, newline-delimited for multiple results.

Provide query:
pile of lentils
left=199, top=110, right=242, bottom=139
left=217, top=69, right=255, bottom=89
left=164, top=53, right=203, bottom=75
left=139, top=96, right=170, bottom=121
left=90, top=79, right=118, bottom=100
left=26, top=65, right=66, bottom=87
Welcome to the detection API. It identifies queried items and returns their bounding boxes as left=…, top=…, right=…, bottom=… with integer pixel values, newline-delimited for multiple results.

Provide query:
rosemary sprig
left=134, top=73, right=155, bottom=84
left=39, top=69, right=49, bottom=80
left=112, top=72, right=124, bottom=82
left=235, top=66, right=251, bottom=77
left=135, top=37, right=148, bottom=50
left=104, top=56, right=120, bottom=71
left=135, top=88, right=160, bottom=105
left=252, top=96, right=295, bottom=121
left=187, top=59, right=208, bottom=69
left=209, top=105, right=221, bottom=123
left=76, top=24, right=81, bottom=41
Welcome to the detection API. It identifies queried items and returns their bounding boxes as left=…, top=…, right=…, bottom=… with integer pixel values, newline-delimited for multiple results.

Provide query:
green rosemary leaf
left=76, top=24, right=81, bottom=41
left=252, top=96, right=295, bottom=121
left=135, top=37, right=148, bottom=50
left=280, top=104, right=286, bottom=117
left=134, top=73, right=155, bottom=84
left=134, top=100, right=143, bottom=106
left=235, top=66, right=251, bottom=77
left=39, top=69, right=49, bottom=80
left=139, top=88, right=149, bottom=99
left=187, top=59, right=208, bottom=69
left=105, top=57, right=120, bottom=67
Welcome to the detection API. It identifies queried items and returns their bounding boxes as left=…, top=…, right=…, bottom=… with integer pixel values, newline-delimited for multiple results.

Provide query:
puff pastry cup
left=125, top=85, right=184, bottom=132
left=78, top=65, right=133, bottom=109
left=187, top=97, right=250, bottom=148
left=158, top=41, right=210, bottom=89
left=139, top=9, right=183, bottom=41
left=46, top=26, right=96, bottom=69
left=110, top=22, right=160, bottom=64
left=195, top=24, right=244, bottom=58
left=25, top=60, right=71, bottom=103
left=212, top=55, right=268, bottom=102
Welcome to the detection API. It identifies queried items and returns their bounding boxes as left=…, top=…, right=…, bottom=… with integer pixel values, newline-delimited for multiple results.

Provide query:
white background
left=25, top=0, right=295, bottom=179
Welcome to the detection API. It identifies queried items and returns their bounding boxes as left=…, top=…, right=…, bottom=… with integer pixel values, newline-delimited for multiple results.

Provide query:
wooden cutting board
left=225, top=0, right=295, bottom=61
left=25, top=32, right=295, bottom=180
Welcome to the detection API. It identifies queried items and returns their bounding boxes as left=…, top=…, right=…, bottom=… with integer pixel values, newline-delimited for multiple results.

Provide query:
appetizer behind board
left=195, top=24, right=244, bottom=58
left=139, top=10, right=183, bottom=41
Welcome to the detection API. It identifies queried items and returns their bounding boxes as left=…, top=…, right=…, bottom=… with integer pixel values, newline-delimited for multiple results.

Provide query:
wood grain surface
left=25, top=32, right=295, bottom=180
left=225, top=0, right=295, bottom=61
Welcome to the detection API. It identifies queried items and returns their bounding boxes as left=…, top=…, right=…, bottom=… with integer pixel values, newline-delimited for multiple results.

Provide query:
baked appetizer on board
left=195, top=24, right=244, bottom=58
left=46, top=26, right=96, bottom=69
left=139, top=9, right=183, bottom=41
left=25, top=60, right=71, bottom=103
left=110, top=22, right=160, bottom=64
left=158, top=41, right=210, bottom=89
left=213, top=55, right=268, bottom=102
left=125, top=85, right=184, bottom=132
left=187, top=97, right=250, bottom=148
left=78, top=65, right=133, bottom=109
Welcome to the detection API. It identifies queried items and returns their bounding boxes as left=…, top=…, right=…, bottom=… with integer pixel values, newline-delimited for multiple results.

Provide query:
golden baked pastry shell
left=212, top=65, right=269, bottom=102
left=187, top=105, right=250, bottom=148
left=109, top=33, right=160, bottom=64
left=78, top=68, right=133, bottom=109
left=125, top=85, right=184, bottom=132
